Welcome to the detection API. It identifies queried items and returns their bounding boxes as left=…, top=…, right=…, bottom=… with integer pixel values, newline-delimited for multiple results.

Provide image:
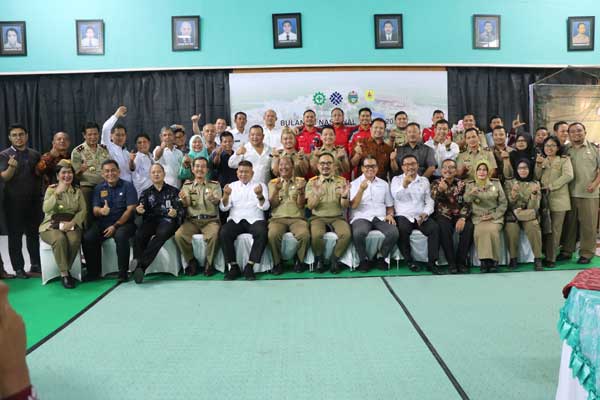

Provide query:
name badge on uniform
left=100, top=190, right=109, bottom=198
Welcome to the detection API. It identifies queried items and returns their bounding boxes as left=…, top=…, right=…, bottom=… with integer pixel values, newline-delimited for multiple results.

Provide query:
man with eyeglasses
left=306, top=152, right=351, bottom=274
left=430, top=159, right=473, bottom=274
left=391, top=154, right=440, bottom=274
left=350, top=155, right=398, bottom=272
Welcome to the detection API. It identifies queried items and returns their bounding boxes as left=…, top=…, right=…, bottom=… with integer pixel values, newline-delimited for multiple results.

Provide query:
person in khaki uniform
left=457, top=128, right=497, bottom=181
left=71, top=122, right=110, bottom=224
left=271, top=127, right=309, bottom=178
left=386, top=111, right=408, bottom=148
left=310, top=126, right=350, bottom=178
left=503, top=159, right=543, bottom=270
left=464, top=160, right=507, bottom=273
left=39, top=160, right=87, bottom=289
left=267, top=156, right=310, bottom=275
left=306, top=152, right=351, bottom=274
left=558, top=122, right=600, bottom=264
left=175, top=157, right=221, bottom=277
left=534, top=136, right=573, bottom=267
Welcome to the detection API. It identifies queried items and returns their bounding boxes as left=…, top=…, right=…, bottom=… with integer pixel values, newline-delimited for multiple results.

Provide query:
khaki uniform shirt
left=503, top=179, right=541, bottom=212
left=268, top=177, right=306, bottom=219
left=271, top=149, right=309, bottom=177
left=388, top=127, right=407, bottom=147
left=310, top=146, right=349, bottom=176
left=181, top=179, right=221, bottom=217
left=306, top=175, right=347, bottom=218
left=71, top=142, right=110, bottom=187
left=463, top=179, right=507, bottom=224
left=39, top=185, right=87, bottom=232
left=534, top=156, right=573, bottom=212
left=566, top=141, right=600, bottom=198
left=456, top=147, right=498, bottom=181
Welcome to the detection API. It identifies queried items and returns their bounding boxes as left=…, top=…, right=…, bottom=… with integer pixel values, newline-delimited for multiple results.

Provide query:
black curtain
left=0, top=69, right=230, bottom=152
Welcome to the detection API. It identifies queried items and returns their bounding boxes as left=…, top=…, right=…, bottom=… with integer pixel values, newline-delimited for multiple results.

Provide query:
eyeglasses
left=544, top=143, right=557, bottom=148
left=363, top=164, right=377, bottom=169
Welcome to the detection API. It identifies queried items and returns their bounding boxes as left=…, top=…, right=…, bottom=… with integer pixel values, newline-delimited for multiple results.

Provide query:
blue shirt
left=92, top=179, right=138, bottom=229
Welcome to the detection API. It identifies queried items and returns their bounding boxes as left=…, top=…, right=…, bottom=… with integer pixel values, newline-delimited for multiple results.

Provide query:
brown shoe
left=0, top=269, right=15, bottom=279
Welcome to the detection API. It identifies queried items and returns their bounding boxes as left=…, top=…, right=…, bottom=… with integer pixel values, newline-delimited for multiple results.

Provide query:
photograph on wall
left=76, top=19, right=104, bottom=55
left=172, top=16, right=200, bottom=51
left=567, top=16, right=594, bottom=51
left=374, top=14, right=403, bottom=49
left=0, top=21, right=27, bottom=56
left=473, top=14, right=500, bottom=49
left=272, top=13, right=302, bottom=49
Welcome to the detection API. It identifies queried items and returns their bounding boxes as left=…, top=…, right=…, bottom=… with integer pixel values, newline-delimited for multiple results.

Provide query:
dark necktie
left=286, top=34, right=289, bottom=41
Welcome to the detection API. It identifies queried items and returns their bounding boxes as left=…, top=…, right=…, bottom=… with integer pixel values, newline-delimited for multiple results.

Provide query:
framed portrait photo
left=473, top=14, right=501, bottom=49
left=0, top=21, right=27, bottom=56
left=568, top=16, right=594, bottom=51
left=272, top=13, right=302, bottom=49
left=172, top=16, right=200, bottom=51
left=76, top=19, right=104, bottom=55
left=374, top=14, right=403, bottom=49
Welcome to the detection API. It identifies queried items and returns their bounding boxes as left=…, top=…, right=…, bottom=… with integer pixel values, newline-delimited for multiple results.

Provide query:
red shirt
left=348, top=125, right=371, bottom=152
left=333, top=124, right=354, bottom=148
left=295, top=127, right=321, bottom=154
left=422, top=125, right=436, bottom=142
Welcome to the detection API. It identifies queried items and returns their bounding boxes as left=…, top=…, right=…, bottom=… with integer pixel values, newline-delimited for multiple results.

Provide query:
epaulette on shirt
left=75, top=144, right=85, bottom=152
left=490, top=178, right=500, bottom=181
left=182, top=180, right=193, bottom=185
left=210, top=180, right=219, bottom=184
left=269, top=178, right=280, bottom=184
left=99, top=144, right=107, bottom=149
left=49, top=183, right=58, bottom=188
left=309, top=176, right=319, bottom=181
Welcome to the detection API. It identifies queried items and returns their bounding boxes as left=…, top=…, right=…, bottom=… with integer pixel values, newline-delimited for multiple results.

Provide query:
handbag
left=513, top=208, right=537, bottom=222
left=50, top=213, right=74, bottom=229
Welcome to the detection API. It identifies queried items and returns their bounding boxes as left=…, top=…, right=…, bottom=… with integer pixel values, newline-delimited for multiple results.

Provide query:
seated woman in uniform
left=503, top=159, right=543, bottom=271
left=39, top=160, right=87, bottom=289
left=271, top=127, right=308, bottom=178
left=309, top=125, right=350, bottom=179
left=464, top=160, right=507, bottom=273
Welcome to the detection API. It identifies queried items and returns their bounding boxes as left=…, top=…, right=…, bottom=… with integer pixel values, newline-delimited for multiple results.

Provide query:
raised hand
left=274, top=178, right=284, bottom=191
left=500, top=150, right=509, bottom=160
left=136, top=203, right=145, bottom=214
left=438, top=179, right=448, bottom=192
left=7, top=155, right=18, bottom=168
left=223, top=184, right=232, bottom=196
left=359, top=179, right=369, bottom=191
left=115, top=106, right=128, bottom=119
left=236, top=146, right=247, bottom=156
left=129, top=151, right=137, bottom=162
left=403, top=174, right=414, bottom=188
left=178, top=190, right=187, bottom=201
left=191, top=114, right=201, bottom=124
left=341, top=182, right=351, bottom=197
left=536, top=154, right=545, bottom=164
left=296, top=178, right=306, bottom=191
left=100, top=200, right=111, bottom=216
left=512, top=113, right=525, bottom=130
left=79, top=160, right=89, bottom=173
left=167, top=208, right=177, bottom=218
left=390, top=148, right=397, bottom=161
left=254, top=184, right=263, bottom=197
left=183, top=154, right=192, bottom=167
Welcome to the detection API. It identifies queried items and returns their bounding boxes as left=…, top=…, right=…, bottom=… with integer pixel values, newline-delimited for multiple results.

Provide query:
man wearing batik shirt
left=295, top=109, right=321, bottom=154
left=35, top=131, right=71, bottom=189
left=430, top=159, right=473, bottom=274
left=348, top=107, right=372, bottom=150
left=351, top=118, right=393, bottom=180
left=422, top=110, right=446, bottom=143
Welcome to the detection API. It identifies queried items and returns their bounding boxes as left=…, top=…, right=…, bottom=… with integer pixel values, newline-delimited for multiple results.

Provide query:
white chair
left=471, top=229, right=534, bottom=267
left=305, top=231, right=353, bottom=271
left=40, top=241, right=83, bottom=285
left=130, top=238, right=180, bottom=277
left=387, top=231, right=450, bottom=269
left=100, top=238, right=123, bottom=277
left=213, top=233, right=272, bottom=273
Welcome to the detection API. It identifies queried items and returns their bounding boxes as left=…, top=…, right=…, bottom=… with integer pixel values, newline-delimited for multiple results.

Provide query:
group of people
left=0, top=105, right=598, bottom=288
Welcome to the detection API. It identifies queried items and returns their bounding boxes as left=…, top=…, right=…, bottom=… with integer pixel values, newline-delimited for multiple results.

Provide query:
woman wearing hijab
left=506, top=133, right=536, bottom=179
left=464, top=160, right=507, bottom=272
left=178, top=134, right=210, bottom=182
left=503, top=159, right=543, bottom=270
left=534, top=136, right=574, bottom=267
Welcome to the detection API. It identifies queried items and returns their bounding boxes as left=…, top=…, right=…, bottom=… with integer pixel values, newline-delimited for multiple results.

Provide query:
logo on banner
left=347, top=91, right=359, bottom=104
left=313, top=92, right=326, bottom=106
left=365, top=90, right=375, bottom=101
left=329, top=91, right=343, bottom=105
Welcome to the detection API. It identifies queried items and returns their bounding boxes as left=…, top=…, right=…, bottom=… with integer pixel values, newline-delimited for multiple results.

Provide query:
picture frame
left=473, top=14, right=501, bottom=49
left=567, top=16, right=595, bottom=51
left=272, top=13, right=302, bottom=49
left=76, top=19, right=104, bottom=55
left=374, top=14, right=403, bottom=49
left=172, top=16, right=200, bottom=51
left=0, top=21, right=27, bottom=56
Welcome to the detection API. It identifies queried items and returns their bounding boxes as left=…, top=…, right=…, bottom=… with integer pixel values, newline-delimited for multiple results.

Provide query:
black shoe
left=243, top=264, right=256, bottom=281
left=480, top=260, right=489, bottom=273
left=534, top=258, right=543, bottom=271
left=14, top=269, right=29, bottom=279
left=118, top=270, right=128, bottom=283
left=458, top=264, right=470, bottom=274
left=84, top=273, right=100, bottom=282
left=357, top=260, right=370, bottom=273
left=556, top=253, right=571, bottom=262
left=29, top=265, right=41, bottom=276
left=330, top=262, right=341, bottom=275
left=61, top=275, right=75, bottom=289
left=577, top=257, right=592, bottom=265
left=408, top=262, right=420, bottom=272
left=428, top=262, right=442, bottom=275
left=185, top=259, right=199, bottom=276
left=374, top=257, right=389, bottom=271
left=293, top=260, right=308, bottom=273
left=448, top=264, right=458, bottom=274
left=225, top=264, right=241, bottom=281
left=543, top=259, right=556, bottom=268
left=133, top=267, right=144, bottom=284
left=272, top=264, right=283, bottom=276
left=315, top=258, right=327, bottom=273
left=508, top=258, right=517, bottom=270
left=489, top=261, right=499, bottom=273
left=203, top=264, right=216, bottom=277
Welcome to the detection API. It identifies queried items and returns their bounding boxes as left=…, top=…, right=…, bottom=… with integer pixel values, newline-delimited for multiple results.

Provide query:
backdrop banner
left=229, top=70, right=447, bottom=129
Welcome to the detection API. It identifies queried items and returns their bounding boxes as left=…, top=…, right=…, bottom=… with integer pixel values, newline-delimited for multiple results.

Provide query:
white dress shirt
left=263, top=126, right=282, bottom=150
left=230, top=128, right=248, bottom=151
left=219, top=180, right=270, bottom=223
left=228, top=143, right=272, bottom=184
left=131, top=152, right=153, bottom=197
left=102, top=115, right=132, bottom=182
left=153, top=146, right=184, bottom=188
left=425, top=139, right=460, bottom=177
left=390, top=174, right=434, bottom=222
left=349, top=175, right=394, bottom=223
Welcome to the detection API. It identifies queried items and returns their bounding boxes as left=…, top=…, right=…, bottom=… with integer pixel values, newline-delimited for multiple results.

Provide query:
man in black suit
left=380, top=21, right=398, bottom=42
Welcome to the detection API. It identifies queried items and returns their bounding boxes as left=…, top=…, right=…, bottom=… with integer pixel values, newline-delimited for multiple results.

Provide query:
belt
left=188, top=214, right=217, bottom=220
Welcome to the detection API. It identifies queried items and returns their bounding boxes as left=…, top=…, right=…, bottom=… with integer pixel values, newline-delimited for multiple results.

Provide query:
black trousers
left=395, top=216, right=439, bottom=263
left=432, top=215, right=474, bottom=266
left=5, top=196, right=41, bottom=270
left=219, top=219, right=267, bottom=265
left=134, top=219, right=179, bottom=269
left=351, top=218, right=399, bottom=261
left=82, top=222, right=136, bottom=277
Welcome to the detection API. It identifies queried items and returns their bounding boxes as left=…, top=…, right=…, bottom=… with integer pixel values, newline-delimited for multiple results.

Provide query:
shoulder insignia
left=182, top=180, right=192, bottom=186
left=209, top=180, right=219, bottom=184
left=490, top=178, right=500, bottom=181
left=269, top=178, right=279, bottom=183
left=99, top=144, right=107, bottom=149
left=75, top=144, right=84, bottom=152
left=309, top=176, right=319, bottom=181
left=49, top=184, right=58, bottom=188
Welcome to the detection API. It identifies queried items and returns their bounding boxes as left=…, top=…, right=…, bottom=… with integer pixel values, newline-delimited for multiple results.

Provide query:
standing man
left=306, top=152, right=351, bottom=274
left=0, top=124, right=42, bottom=278
left=219, top=160, right=270, bottom=281
left=153, top=126, right=184, bottom=188
left=350, top=156, right=398, bottom=272
left=295, top=109, right=321, bottom=154
left=101, top=105, right=132, bottom=182
left=192, top=115, right=219, bottom=154
left=173, top=125, right=188, bottom=154
left=392, top=123, right=437, bottom=178
left=348, top=108, right=373, bottom=149
left=215, top=118, right=229, bottom=136
left=553, top=121, right=569, bottom=146
left=425, top=119, right=460, bottom=179
left=558, top=122, right=600, bottom=264
left=489, top=126, right=513, bottom=183
left=82, top=160, right=137, bottom=282
left=330, top=108, right=353, bottom=148
left=422, top=110, right=446, bottom=142
left=175, top=157, right=222, bottom=277
left=262, top=109, right=282, bottom=150
left=228, top=125, right=272, bottom=184
left=129, top=133, right=154, bottom=198
left=35, top=131, right=71, bottom=189
left=230, top=111, right=248, bottom=150
left=211, top=132, right=237, bottom=187
left=388, top=111, right=409, bottom=148
left=351, top=118, right=393, bottom=180
left=462, top=113, right=488, bottom=149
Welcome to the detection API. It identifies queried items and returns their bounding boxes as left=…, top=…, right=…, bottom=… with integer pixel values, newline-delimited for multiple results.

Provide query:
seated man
left=82, top=160, right=137, bottom=282
left=306, top=152, right=351, bottom=274
left=267, top=156, right=310, bottom=275
left=350, top=156, right=398, bottom=272
left=130, top=164, right=183, bottom=284
left=174, top=157, right=222, bottom=277
left=391, top=154, right=440, bottom=273
left=219, top=160, right=270, bottom=281
left=430, top=159, right=474, bottom=274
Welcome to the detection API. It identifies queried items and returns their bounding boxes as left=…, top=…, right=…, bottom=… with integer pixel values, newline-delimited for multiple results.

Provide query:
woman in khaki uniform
left=309, top=126, right=350, bottom=179
left=503, top=159, right=543, bottom=270
left=39, top=160, right=87, bottom=289
left=271, top=127, right=308, bottom=177
left=534, top=136, right=574, bottom=267
left=464, top=161, right=507, bottom=272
